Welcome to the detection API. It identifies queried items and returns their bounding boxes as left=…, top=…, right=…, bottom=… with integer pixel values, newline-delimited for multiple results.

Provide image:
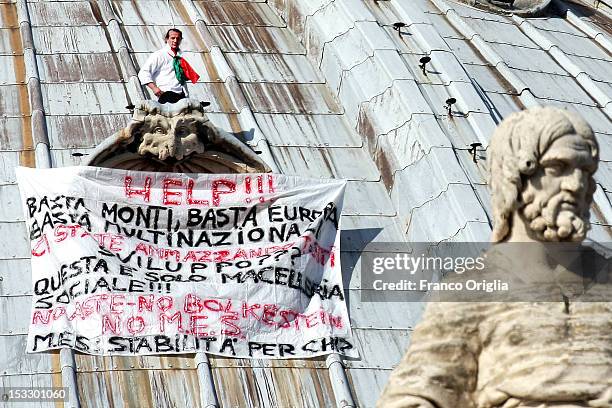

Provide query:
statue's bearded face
left=138, top=114, right=204, bottom=161
left=520, top=134, right=598, bottom=242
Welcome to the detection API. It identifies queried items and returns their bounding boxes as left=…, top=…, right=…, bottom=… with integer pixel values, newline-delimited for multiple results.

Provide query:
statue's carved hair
left=488, top=107, right=598, bottom=242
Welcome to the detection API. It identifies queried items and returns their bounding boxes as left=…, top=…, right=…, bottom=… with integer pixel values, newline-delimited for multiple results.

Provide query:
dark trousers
left=158, top=91, right=185, bottom=104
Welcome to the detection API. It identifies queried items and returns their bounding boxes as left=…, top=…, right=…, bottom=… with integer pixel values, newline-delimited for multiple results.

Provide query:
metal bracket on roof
left=469, top=142, right=483, bottom=163
left=419, top=56, right=432, bottom=76
left=445, top=98, right=457, bottom=117
left=392, top=22, right=407, bottom=38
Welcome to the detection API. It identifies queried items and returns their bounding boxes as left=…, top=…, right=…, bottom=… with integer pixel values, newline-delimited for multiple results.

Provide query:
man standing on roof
left=138, top=28, right=201, bottom=104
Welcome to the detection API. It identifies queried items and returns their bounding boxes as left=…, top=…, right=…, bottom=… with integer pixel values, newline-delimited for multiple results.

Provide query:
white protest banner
left=16, top=166, right=356, bottom=358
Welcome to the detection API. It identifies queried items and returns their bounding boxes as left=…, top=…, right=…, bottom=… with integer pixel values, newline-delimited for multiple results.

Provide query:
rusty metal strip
left=180, top=0, right=280, bottom=172
left=14, top=1, right=80, bottom=406
left=16, top=0, right=52, bottom=169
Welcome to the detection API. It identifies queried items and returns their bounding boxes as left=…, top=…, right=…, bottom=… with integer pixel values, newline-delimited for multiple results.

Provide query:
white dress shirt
left=138, top=45, right=187, bottom=94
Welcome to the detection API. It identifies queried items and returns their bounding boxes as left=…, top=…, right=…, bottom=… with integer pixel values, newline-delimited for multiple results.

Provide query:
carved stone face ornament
left=85, top=99, right=271, bottom=173
left=137, top=114, right=205, bottom=161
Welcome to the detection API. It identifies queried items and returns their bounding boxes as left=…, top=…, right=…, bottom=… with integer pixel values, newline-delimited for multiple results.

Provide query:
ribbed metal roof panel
left=26, top=1, right=97, bottom=26
left=0, top=295, right=30, bottom=333
left=0, top=335, right=56, bottom=375
left=31, top=26, right=111, bottom=53
left=0, top=184, right=22, bottom=221
left=0, top=85, right=29, bottom=115
left=109, top=0, right=176, bottom=25
left=209, top=25, right=305, bottom=53
left=240, top=83, right=343, bottom=114
left=45, top=114, right=131, bottom=149
left=535, top=27, right=611, bottom=59
left=0, top=259, right=31, bottom=296
left=0, top=117, right=26, bottom=150
left=225, top=52, right=324, bottom=83
left=0, top=373, right=58, bottom=404
left=36, top=54, right=122, bottom=83
left=347, top=368, right=392, bottom=408
left=76, top=368, right=203, bottom=408
left=210, top=365, right=334, bottom=408
left=269, top=146, right=381, bottom=181
left=40, top=83, right=130, bottom=115
left=0, top=152, right=20, bottom=183
left=0, top=28, right=20, bottom=53
left=254, top=113, right=361, bottom=147
left=193, top=1, right=285, bottom=27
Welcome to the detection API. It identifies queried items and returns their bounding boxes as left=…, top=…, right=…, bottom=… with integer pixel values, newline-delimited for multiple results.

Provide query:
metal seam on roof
left=553, top=0, right=612, bottom=55
left=430, top=0, right=540, bottom=108
left=186, top=1, right=280, bottom=172
left=512, top=15, right=612, bottom=119
left=314, top=20, right=381, bottom=69
left=383, top=3, right=498, bottom=142
left=436, top=219, right=492, bottom=243
left=100, top=1, right=147, bottom=102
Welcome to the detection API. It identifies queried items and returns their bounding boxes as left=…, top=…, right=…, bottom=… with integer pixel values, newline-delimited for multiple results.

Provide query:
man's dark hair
left=165, top=28, right=182, bottom=40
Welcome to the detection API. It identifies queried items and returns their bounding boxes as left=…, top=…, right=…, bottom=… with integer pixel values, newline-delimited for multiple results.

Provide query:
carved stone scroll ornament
left=86, top=99, right=271, bottom=174
left=456, top=0, right=552, bottom=16
left=377, top=107, right=612, bottom=408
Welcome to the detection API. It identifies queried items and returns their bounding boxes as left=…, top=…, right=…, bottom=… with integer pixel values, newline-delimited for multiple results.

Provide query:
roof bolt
left=469, top=142, right=483, bottom=164
left=168, top=364, right=173, bottom=368
left=419, top=56, right=431, bottom=76
left=392, top=22, right=407, bottom=38
left=130, top=364, right=134, bottom=368
left=445, top=97, right=457, bottom=117
left=93, top=366, right=98, bottom=370
left=0, top=277, right=3, bottom=281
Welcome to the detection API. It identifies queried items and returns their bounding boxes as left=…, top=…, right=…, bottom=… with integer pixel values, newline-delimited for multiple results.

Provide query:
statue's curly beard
left=521, top=191, right=589, bottom=242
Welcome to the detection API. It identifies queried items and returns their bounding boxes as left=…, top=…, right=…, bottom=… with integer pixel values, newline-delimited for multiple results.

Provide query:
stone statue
left=86, top=98, right=271, bottom=173
left=458, top=0, right=552, bottom=16
left=377, top=107, right=612, bottom=408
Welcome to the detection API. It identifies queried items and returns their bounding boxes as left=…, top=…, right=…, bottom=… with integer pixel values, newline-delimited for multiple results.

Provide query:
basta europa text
left=27, top=198, right=339, bottom=250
